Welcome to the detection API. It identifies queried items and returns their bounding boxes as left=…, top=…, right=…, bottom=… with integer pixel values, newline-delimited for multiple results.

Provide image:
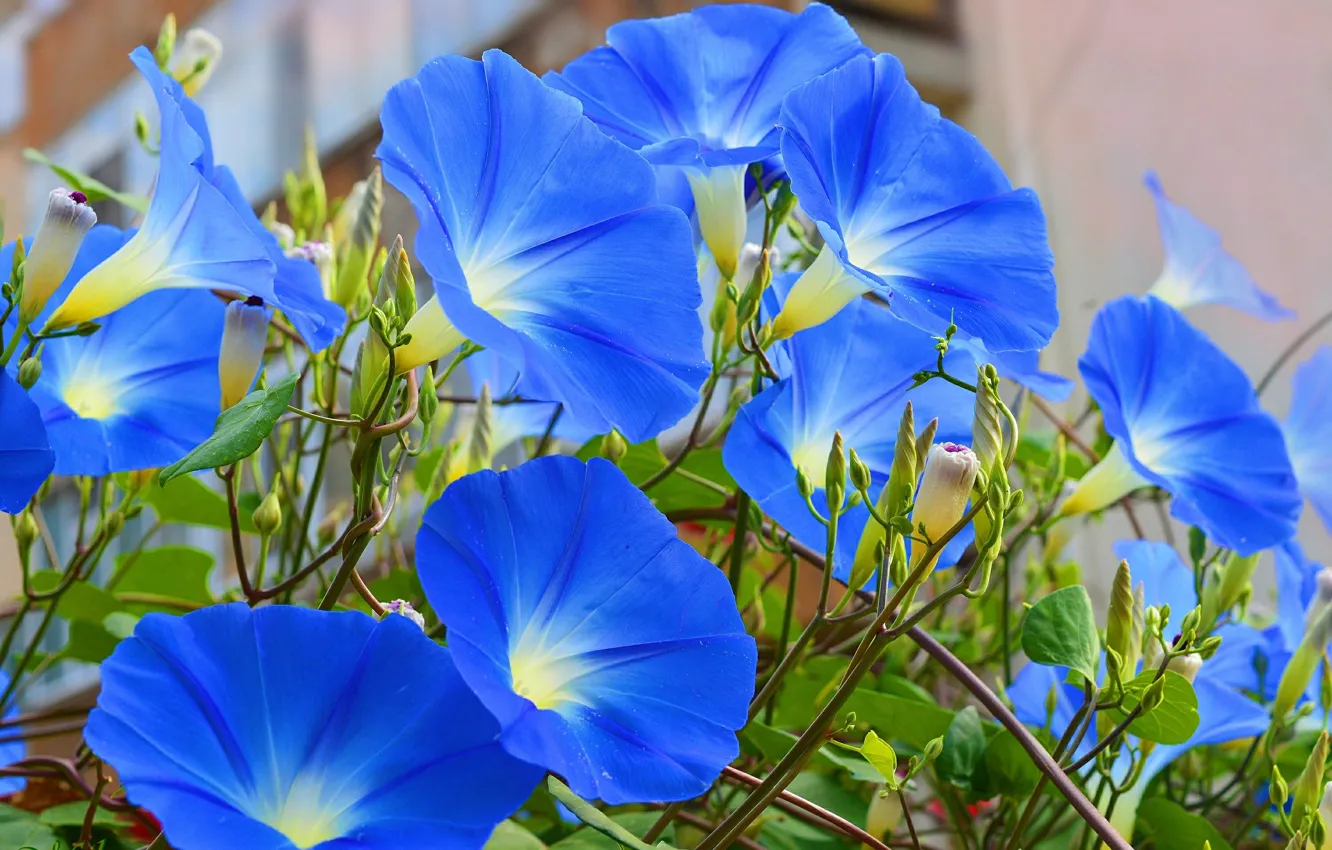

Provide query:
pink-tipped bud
left=218, top=297, right=268, bottom=410
left=20, top=189, right=96, bottom=323
left=910, top=443, right=979, bottom=569
left=382, top=599, right=425, bottom=630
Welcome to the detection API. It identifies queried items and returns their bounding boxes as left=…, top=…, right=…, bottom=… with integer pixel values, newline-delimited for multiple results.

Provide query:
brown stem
left=224, top=468, right=253, bottom=598
left=722, top=765, right=891, bottom=850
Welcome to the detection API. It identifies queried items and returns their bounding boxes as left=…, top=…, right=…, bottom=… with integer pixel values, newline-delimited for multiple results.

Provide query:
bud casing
left=219, top=297, right=269, bottom=410
left=21, top=189, right=96, bottom=323
left=910, top=443, right=979, bottom=570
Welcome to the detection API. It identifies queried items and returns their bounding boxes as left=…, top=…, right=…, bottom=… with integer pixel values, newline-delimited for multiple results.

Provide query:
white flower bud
left=383, top=599, right=425, bottom=630
left=21, top=189, right=96, bottom=323
left=910, top=443, right=979, bottom=569
left=1166, top=653, right=1203, bottom=684
left=287, top=240, right=335, bottom=297
left=170, top=28, right=223, bottom=96
left=219, top=297, right=269, bottom=410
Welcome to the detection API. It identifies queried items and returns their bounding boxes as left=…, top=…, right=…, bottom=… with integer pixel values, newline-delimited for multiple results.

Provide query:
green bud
left=9, top=238, right=24, bottom=287
left=888, top=535, right=908, bottom=587
left=1202, top=551, right=1260, bottom=628
left=1106, top=559, right=1136, bottom=670
left=1272, top=764, right=1290, bottom=807
left=124, top=503, right=144, bottom=520
left=75, top=321, right=100, bottom=337
left=419, top=367, right=438, bottom=425
left=392, top=243, right=417, bottom=320
left=922, top=735, right=944, bottom=762
left=252, top=490, right=283, bottom=537
left=1139, top=676, right=1167, bottom=713
left=853, top=403, right=917, bottom=589
left=16, top=356, right=41, bottom=390
left=710, top=285, right=732, bottom=334
left=971, top=364, right=1004, bottom=476
left=1006, top=488, right=1024, bottom=512
left=914, top=417, right=939, bottom=473
left=333, top=167, right=383, bottom=309
left=101, top=511, right=124, bottom=540
left=848, top=448, right=872, bottom=494
left=796, top=467, right=814, bottom=503
left=1179, top=607, right=1202, bottom=643
left=154, top=14, right=177, bottom=68
left=1196, top=635, right=1223, bottom=660
left=770, top=180, right=797, bottom=229
left=134, top=111, right=153, bottom=151
left=13, top=511, right=38, bottom=560
left=1293, top=731, right=1330, bottom=825
left=1188, top=525, right=1207, bottom=566
left=465, top=383, right=494, bottom=475
left=1275, top=642, right=1322, bottom=721
left=824, top=431, right=846, bottom=515
left=601, top=430, right=629, bottom=466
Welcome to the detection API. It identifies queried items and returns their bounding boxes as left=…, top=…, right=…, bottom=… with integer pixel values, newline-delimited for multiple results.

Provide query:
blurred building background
left=0, top=0, right=1328, bottom=701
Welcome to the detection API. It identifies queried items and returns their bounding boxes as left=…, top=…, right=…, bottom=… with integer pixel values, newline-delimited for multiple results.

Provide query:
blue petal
left=1284, top=346, right=1332, bottom=533
left=86, top=604, right=541, bottom=850
left=777, top=53, right=1057, bottom=349
left=1144, top=171, right=1293, bottom=321
left=0, top=371, right=52, bottom=514
left=416, top=456, right=756, bottom=804
left=950, top=335, right=1074, bottom=402
left=462, top=350, right=594, bottom=451
left=1079, top=295, right=1301, bottom=555
left=724, top=277, right=973, bottom=578
left=1275, top=540, right=1320, bottom=653
left=1008, top=662, right=1084, bottom=747
left=378, top=50, right=706, bottom=442
left=543, top=3, right=866, bottom=165
left=1111, top=540, right=1197, bottom=636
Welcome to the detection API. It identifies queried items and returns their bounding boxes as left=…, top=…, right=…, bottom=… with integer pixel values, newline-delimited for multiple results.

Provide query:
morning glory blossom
left=377, top=49, right=707, bottom=443
left=86, top=604, right=542, bottom=850
left=1060, top=294, right=1301, bottom=555
left=0, top=369, right=53, bottom=514
left=544, top=2, right=866, bottom=279
left=771, top=53, right=1058, bottom=348
left=1282, top=346, right=1332, bottom=534
left=416, top=456, right=757, bottom=804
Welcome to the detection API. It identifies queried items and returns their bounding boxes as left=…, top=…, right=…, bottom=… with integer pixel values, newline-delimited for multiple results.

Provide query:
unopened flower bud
left=796, top=467, right=814, bottom=503
left=1294, top=731, right=1331, bottom=824
left=382, top=599, right=425, bottom=630
left=1106, top=559, right=1135, bottom=671
left=268, top=220, right=296, bottom=250
left=419, top=367, right=438, bottom=425
left=853, top=402, right=916, bottom=590
left=601, top=429, right=628, bottom=466
left=287, top=240, right=334, bottom=297
left=923, top=735, right=944, bottom=762
left=865, top=786, right=903, bottom=838
left=971, top=364, right=1004, bottom=476
left=13, top=511, right=38, bottom=559
left=252, top=490, right=283, bottom=537
left=170, top=28, right=223, bottom=96
left=825, top=432, right=846, bottom=514
left=1272, top=765, right=1289, bottom=807
left=101, top=511, right=124, bottom=539
left=21, top=189, right=96, bottom=323
left=219, top=297, right=269, bottom=410
left=1166, top=653, right=1203, bottom=684
left=910, top=443, right=979, bottom=570
left=333, top=168, right=383, bottom=308
left=1140, top=675, right=1167, bottom=713
left=1196, top=635, right=1223, bottom=660
left=16, top=356, right=41, bottom=390
left=848, top=448, right=872, bottom=494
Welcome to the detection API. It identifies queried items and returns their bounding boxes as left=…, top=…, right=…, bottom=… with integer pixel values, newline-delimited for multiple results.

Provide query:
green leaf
left=0, top=804, right=60, bottom=848
left=54, top=582, right=122, bottom=624
left=1110, top=671, right=1200, bottom=745
left=859, top=730, right=899, bottom=788
left=114, top=546, right=215, bottom=615
left=103, top=611, right=140, bottom=640
left=160, top=373, right=300, bottom=484
left=143, top=473, right=257, bottom=533
left=980, top=729, right=1045, bottom=799
left=1022, top=585, right=1100, bottom=681
left=39, top=800, right=125, bottom=827
left=772, top=656, right=849, bottom=727
left=1136, top=797, right=1234, bottom=850
left=486, top=820, right=548, bottom=850
left=414, top=446, right=448, bottom=493
left=63, top=619, right=122, bottom=664
left=23, top=148, right=150, bottom=214
left=741, top=721, right=878, bottom=781
left=843, top=689, right=957, bottom=751
left=575, top=438, right=733, bottom=514
left=935, top=705, right=988, bottom=790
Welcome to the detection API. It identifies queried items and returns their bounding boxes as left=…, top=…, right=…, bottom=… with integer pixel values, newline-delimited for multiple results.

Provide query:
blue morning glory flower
left=462, top=350, right=594, bottom=453
left=378, top=49, right=707, bottom=443
left=723, top=275, right=974, bottom=579
left=5, top=227, right=226, bottom=476
left=543, top=2, right=866, bottom=279
left=416, top=455, right=757, bottom=804
left=1060, top=295, right=1301, bottom=555
left=771, top=53, right=1058, bottom=348
left=1144, top=171, right=1293, bottom=321
left=1283, top=346, right=1332, bottom=533
left=0, top=670, right=23, bottom=794
left=48, top=48, right=344, bottom=351
left=86, top=603, right=542, bottom=850
left=0, top=370, right=52, bottom=514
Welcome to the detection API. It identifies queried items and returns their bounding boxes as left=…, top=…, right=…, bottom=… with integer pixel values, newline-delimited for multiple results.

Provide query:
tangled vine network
left=1, top=5, right=1331, bottom=850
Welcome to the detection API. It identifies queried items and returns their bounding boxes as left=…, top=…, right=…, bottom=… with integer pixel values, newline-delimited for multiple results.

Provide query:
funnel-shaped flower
left=1062, top=295, right=1300, bottom=555
left=48, top=48, right=343, bottom=351
left=86, top=604, right=541, bottom=850
left=416, top=456, right=756, bottom=804
left=378, top=50, right=706, bottom=443
left=723, top=275, right=973, bottom=578
left=1283, top=346, right=1332, bottom=534
left=771, top=53, right=1057, bottom=347
left=543, top=2, right=866, bottom=278
left=1144, top=171, right=1293, bottom=320
left=6, top=226, right=226, bottom=476
left=0, top=370, right=53, bottom=514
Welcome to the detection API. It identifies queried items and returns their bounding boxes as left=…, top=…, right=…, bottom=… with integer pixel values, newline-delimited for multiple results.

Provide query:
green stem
left=728, top=491, right=751, bottom=592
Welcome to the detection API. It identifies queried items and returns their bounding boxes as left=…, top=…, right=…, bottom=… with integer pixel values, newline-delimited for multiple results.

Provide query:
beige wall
left=961, top=0, right=1332, bottom=589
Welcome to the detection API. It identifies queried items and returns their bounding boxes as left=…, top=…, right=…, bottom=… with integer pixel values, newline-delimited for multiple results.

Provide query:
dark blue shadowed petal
left=1144, top=171, right=1293, bottom=321
left=86, top=604, right=541, bottom=850
left=724, top=277, right=973, bottom=578
left=7, top=226, right=226, bottom=476
left=772, top=53, right=1057, bottom=348
left=1070, top=295, right=1301, bottom=555
left=46, top=48, right=275, bottom=331
left=416, top=456, right=756, bottom=804
left=378, top=49, right=706, bottom=443
left=1284, top=346, right=1332, bottom=533
left=543, top=3, right=866, bottom=275
left=0, top=371, right=52, bottom=514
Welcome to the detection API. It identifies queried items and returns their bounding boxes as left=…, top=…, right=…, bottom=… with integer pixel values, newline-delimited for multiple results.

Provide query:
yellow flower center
left=62, top=377, right=120, bottom=420
left=509, top=647, right=584, bottom=710
left=261, top=773, right=348, bottom=849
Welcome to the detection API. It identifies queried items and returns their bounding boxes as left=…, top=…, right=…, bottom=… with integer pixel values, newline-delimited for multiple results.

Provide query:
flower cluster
left=0, top=4, right=1328, bottom=850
